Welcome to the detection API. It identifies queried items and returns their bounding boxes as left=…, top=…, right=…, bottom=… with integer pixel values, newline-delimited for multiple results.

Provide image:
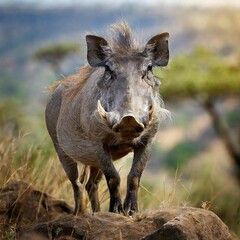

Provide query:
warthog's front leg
left=99, top=149, right=123, bottom=213
left=54, top=144, right=86, bottom=215
left=124, top=143, right=151, bottom=216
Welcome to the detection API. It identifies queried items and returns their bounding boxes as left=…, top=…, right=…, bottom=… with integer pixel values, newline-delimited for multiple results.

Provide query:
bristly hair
left=107, top=20, right=142, bottom=55
left=47, top=65, right=94, bottom=100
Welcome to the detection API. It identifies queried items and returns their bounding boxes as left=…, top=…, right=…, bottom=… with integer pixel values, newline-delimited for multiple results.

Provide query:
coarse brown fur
left=48, top=65, right=94, bottom=101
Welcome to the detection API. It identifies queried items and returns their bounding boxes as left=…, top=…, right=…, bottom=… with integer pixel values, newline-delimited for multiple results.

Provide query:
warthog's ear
left=143, top=33, right=169, bottom=66
left=86, top=35, right=112, bottom=67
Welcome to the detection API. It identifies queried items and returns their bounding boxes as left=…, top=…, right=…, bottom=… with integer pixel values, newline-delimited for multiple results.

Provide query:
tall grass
left=139, top=162, right=240, bottom=237
left=0, top=99, right=239, bottom=237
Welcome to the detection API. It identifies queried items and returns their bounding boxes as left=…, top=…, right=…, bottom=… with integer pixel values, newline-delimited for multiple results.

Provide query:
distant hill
left=0, top=5, right=239, bottom=99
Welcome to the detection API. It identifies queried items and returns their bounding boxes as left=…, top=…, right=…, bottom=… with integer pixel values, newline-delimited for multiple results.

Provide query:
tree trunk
left=203, top=99, right=240, bottom=184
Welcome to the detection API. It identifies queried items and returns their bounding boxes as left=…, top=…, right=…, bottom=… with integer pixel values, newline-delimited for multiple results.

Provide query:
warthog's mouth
left=113, top=125, right=143, bottom=141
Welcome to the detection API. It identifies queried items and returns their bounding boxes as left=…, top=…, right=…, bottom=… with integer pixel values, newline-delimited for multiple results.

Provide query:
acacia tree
left=154, top=47, right=240, bottom=182
left=33, top=44, right=80, bottom=77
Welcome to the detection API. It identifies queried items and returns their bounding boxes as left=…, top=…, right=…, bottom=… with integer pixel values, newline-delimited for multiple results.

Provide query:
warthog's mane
left=48, top=21, right=144, bottom=99
left=47, top=65, right=93, bottom=96
left=107, top=20, right=143, bottom=55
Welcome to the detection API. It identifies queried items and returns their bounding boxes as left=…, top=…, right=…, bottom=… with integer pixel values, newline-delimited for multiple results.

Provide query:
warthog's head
left=86, top=28, right=169, bottom=141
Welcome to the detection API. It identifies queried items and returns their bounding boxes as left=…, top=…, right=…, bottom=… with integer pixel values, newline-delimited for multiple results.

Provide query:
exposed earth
left=0, top=181, right=233, bottom=240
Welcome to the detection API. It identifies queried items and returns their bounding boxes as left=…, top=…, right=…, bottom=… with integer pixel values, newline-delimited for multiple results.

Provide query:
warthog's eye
left=142, top=61, right=153, bottom=81
left=105, top=65, right=113, bottom=73
left=147, top=63, right=153, bottom=72
left=142, top=61, right=153, bottom=77
left=142, top=61, right=159, bottom=88
left=104, top=65, right=114, bottom=86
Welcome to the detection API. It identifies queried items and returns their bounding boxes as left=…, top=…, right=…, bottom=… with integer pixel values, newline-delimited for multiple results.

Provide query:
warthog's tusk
left=97, top=100, right=107, bottom=121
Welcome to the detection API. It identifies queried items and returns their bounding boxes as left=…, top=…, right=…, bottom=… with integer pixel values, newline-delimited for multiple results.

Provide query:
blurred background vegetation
left=0, top=0, right=239, bottom=238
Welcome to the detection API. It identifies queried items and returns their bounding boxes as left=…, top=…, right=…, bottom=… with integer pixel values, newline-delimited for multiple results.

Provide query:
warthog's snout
left=98, top=100, right=149, bottom=140
left=112, top=115, right=144, bottom=140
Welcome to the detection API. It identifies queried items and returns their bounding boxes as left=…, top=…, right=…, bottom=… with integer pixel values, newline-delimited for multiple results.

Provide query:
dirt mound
left=0, top=181, right=232, bottom=240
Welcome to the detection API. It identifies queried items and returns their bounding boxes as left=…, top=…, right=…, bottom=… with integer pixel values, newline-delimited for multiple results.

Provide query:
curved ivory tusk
left=97, top=100, right=107, bottom=121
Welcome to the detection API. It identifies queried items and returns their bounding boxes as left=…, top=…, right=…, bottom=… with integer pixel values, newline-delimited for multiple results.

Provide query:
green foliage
left=0, top=99, right=55, bottom=168
left=35, top=44, right=79, bottom=62
left=0, top=73, right=26, bottom=100
left=33, top=43, right=80, bottom=76
left=155, top=47, right=240, bottom=100
left=226, top=109, right=240, bottom=127
left=34, top=44, right=80, bottom=64
left=155, top=48, right=240, bottom=181
left=0, top=99, right=24, bottom=135
left=163, top=141, right=200, bottom=170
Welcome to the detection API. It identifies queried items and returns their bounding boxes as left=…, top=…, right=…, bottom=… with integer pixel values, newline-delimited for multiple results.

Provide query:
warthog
left=45, top=21, right=169, bottom=215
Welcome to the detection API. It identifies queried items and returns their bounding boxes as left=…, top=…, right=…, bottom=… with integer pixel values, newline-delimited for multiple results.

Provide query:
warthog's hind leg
left=85, top=167, right=103, bottom=212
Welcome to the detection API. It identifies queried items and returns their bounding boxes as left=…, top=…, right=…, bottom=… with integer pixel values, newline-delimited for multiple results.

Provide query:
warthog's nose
left=112, top=115, right=144, bottom=140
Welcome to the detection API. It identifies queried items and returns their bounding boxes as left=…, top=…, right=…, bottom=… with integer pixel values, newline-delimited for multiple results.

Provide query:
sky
left=0, top=0, right=240, bottom=7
